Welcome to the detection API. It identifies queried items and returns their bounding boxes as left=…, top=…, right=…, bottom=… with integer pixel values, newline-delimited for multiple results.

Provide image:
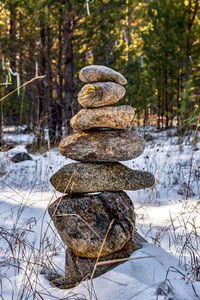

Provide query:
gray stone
left=47, top=231, right=146, bottom=289
left=59, top=129, right=145, bottom=162
left=70, top=105, right=135, bottom=131
left=78, top=82, right=125, bottom=108
left=10, top=152, right=32, bottom=163
left=48, top=191, right=135, bottom=258
left=50, top=162, right=155, bottom=194
left=79, top=65, right=127, bottom=85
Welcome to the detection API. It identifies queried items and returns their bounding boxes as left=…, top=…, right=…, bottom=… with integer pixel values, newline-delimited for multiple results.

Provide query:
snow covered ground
left=0, top=126, right=200, bottom=299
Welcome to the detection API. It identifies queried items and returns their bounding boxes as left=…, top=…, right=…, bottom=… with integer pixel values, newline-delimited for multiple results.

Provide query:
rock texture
left=47, top=231, right=146, bottom=289
left=79, top=65, right=127, bottom=85
left=70, top=105, right=135, bottom=131
left=50, top=162, right=155, bottom=194
left=78, top=82, right=125, bottom=108
left=47, top=64, right=155, bottom=289
left=59, top=129, right=145, bottom=162
left=48, top=191, right=135, bottom=258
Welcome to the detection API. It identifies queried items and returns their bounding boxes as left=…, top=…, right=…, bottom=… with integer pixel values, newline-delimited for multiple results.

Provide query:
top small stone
left=79, top=65, right=127, bottom=85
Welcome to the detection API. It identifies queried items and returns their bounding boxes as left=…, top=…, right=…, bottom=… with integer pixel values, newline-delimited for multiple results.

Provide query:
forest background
left=0, top=0, right=199, bottom=147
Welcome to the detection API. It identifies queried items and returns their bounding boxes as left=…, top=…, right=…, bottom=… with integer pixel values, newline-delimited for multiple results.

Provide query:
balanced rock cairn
left=48, top=65, right=155, bottom=288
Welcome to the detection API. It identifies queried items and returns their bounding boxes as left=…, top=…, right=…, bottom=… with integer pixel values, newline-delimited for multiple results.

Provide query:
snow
left=0, top=126, right=200, bottom=299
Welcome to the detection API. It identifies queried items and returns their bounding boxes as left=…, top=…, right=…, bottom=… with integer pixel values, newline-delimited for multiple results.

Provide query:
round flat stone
left=59, top=129, right=145, bottom=162
left=78, top=82, right=125, bottom=108
left=79, top=65, right=127, bottom=85
left=48, top=191, right=135, bottom=258
left=50, top=162, right=155, bottom=194
left=70, top=105, right=135, bottom=131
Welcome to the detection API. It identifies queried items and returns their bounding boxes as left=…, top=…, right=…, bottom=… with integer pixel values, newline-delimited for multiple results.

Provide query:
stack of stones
left=48, top=65, right=155, bottom=288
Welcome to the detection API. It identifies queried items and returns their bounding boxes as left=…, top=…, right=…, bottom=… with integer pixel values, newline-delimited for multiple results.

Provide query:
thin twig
left=96, top=255, right=154, bottom=266
left=90, top=219, right=114, bottom=281
left=0, top=75, right=46, bottom=102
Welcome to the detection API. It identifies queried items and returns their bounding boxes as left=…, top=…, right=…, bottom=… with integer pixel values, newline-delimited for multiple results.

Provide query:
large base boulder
left=48, top=191, right=135, bottom=258
left=48, top=231, right=146, bottom=289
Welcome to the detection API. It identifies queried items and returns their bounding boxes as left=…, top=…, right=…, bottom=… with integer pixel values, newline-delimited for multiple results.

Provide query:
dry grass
left=0, top=122, right=200, bottom=299
left=1, top=187, right=200, bottom=300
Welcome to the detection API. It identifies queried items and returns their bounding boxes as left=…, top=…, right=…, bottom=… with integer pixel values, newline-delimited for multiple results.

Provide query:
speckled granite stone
left=78, top=82, right=125, bottom=108
left=70, top=105, right=135, bottom=131
left=50, top=162, right=155, bottom=194
left=48, top=191, right=135, bottom=258
left=59, top=130, right=145, bottom=162
left=79, top=65, right=127, bottom=85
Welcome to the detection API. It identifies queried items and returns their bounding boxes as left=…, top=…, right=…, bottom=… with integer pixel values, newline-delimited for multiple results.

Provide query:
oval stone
left=59, top=130, right=145, bottom=162
left=48, top=191, right=135, bottom=258
left=70, top=105, right=135, bottom=131
left=79, top=65, right=127, bottom=85
left=78, top=82, right=125, bottom=108
left=50, top=162, right=155, bottom=194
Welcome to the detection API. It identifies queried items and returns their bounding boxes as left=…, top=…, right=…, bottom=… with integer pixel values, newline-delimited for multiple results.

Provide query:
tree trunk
left=56, top=104, right=63, bottom=143
left=161, top=90, right=164, bottom=130
left=27, top=38, right=36, bottom=129
left=126, top=0, right=132, bottom=63
left=143, top=103, right=148, bottom=128
left=18, top=12, right=24, bottom=125
left=57, top=8, right=64, bottom=104
left=176, top=68, right=180, bottom=126
left=9, top=4, right=17, bottom=71
left=8, top=4, right=19, bottom=125
left=46, top=5, right=57, bottom=146
left=0, top=102, right=3, bottom=147
left=36, top=13, right=46, bottom=147
left=18, top=13, right=23, bottom=81
left=54, top=8, right=64, bottom=143
left=157, top=91, right=161, bottom=130
left=63, top=0, right=74, bottom=135
left=184, top=0, right=199, bottom=117
left=165, top=73, right=169, bottom=128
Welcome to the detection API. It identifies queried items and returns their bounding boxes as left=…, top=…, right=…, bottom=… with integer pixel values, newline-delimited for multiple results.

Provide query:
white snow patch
left=0, top=127, right=200, bottom=299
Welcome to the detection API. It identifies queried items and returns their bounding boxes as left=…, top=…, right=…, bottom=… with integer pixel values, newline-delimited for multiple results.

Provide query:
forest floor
left=0, top=126, right=200, bottom=300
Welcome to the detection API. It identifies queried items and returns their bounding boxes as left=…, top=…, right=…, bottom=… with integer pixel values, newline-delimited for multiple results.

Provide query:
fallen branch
left=0, top=75, right=46, bottom=102
left=96, top=255, right=154, bottom=266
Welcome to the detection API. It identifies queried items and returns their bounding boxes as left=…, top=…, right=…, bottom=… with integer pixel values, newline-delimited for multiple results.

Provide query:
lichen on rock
left=78, top=82, right=125, bottom=108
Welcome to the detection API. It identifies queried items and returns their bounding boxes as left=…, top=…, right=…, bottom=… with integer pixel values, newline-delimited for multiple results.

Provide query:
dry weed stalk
left=0, top=75, right=46, bottom=103
left=0, top=188, right=86, bottom=299
left=185, top=113, right=200, bottom=201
